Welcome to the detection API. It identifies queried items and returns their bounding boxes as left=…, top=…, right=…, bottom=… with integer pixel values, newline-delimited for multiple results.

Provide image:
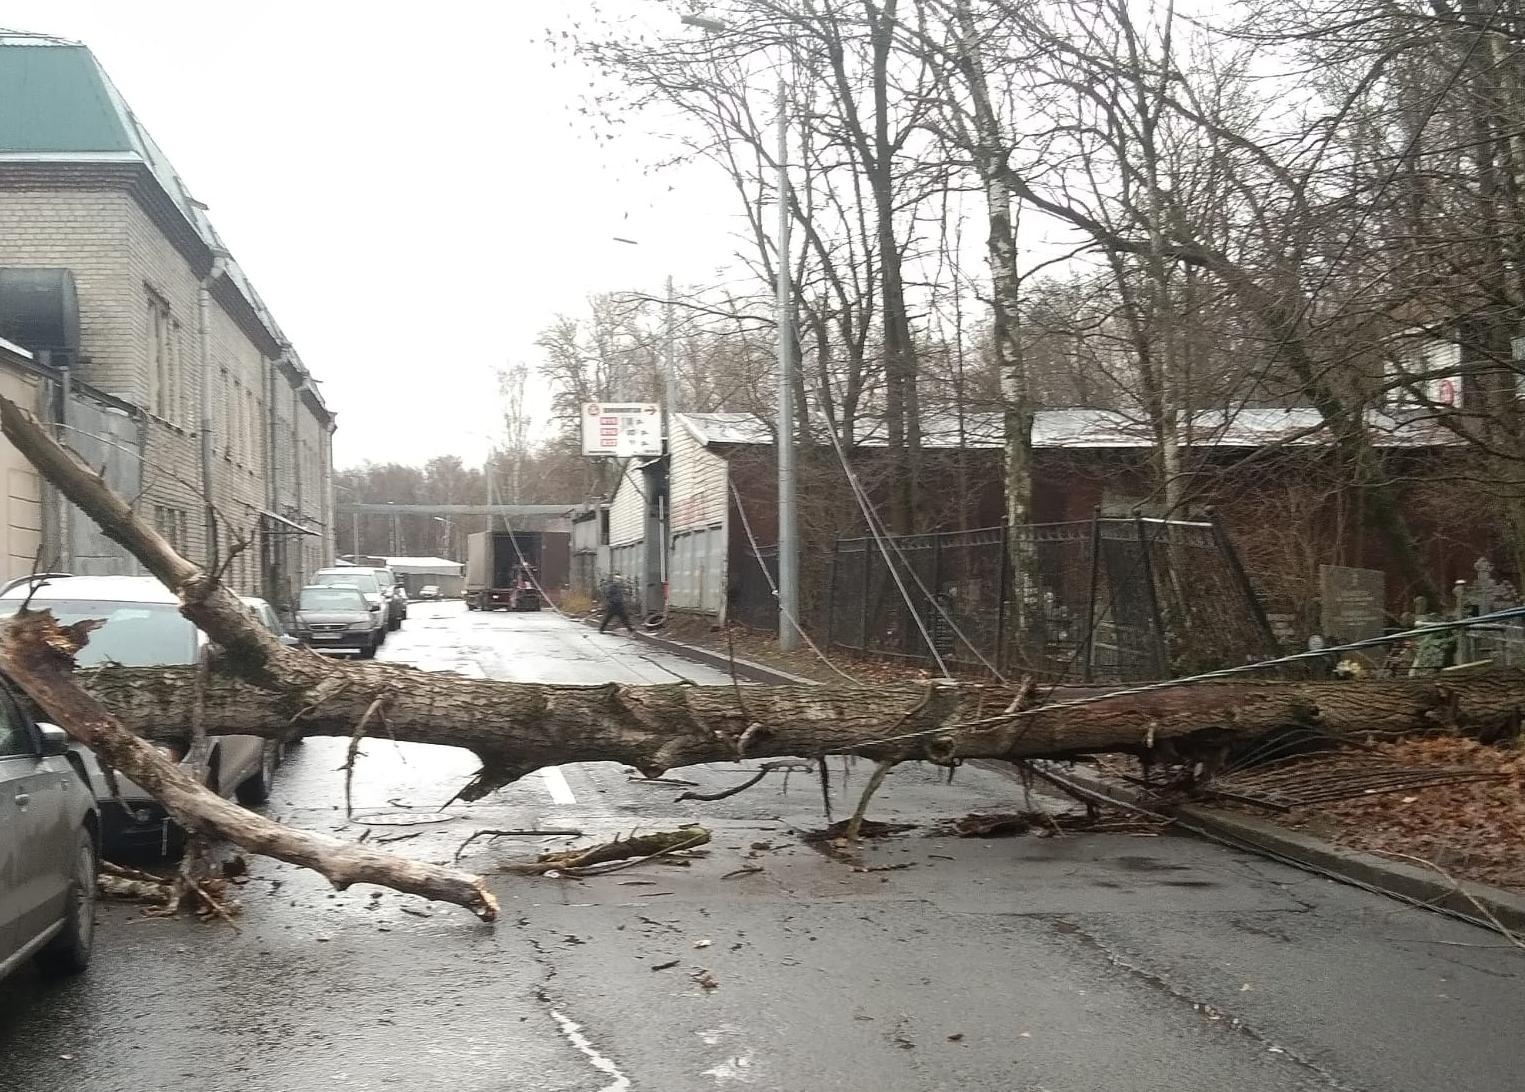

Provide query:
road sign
left=580, top=402, right=663, bottom=458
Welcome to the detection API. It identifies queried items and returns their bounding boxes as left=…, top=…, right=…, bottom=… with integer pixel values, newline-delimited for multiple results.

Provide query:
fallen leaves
left=1268, top=739, right=1525, bottom=892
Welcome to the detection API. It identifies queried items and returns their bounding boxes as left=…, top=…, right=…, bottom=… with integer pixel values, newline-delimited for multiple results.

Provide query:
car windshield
left=300, top=587, right=366, bottom=612
left=0, top=599, right=197, bottom=667
left=315, top=571, right=379, bottom=594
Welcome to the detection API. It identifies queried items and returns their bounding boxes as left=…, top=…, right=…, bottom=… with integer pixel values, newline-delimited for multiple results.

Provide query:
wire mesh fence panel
left=1141, top=518, right=1278, bottom=674
left=820, top=517, right=1275, bottom=682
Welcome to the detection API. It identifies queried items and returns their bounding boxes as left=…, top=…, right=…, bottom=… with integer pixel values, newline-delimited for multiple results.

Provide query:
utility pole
left=775, top=79, right=799, bottom=651
left=664, top=275, right=678, bottom=424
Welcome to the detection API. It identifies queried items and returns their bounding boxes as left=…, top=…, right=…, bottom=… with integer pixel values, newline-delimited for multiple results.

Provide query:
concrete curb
left=599, top=621, right=1525, bottom=934
left=579, top=616, right=819, bottom=686
left=1056, top=766, right=1525, bottom=934
left=633, top=630, right=820, bottom=686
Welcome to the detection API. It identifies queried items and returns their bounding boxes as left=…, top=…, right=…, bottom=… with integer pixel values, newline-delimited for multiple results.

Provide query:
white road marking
left=540, top=765, right=576, bottom=805
left=549, top=1008, right=631, bottom=1092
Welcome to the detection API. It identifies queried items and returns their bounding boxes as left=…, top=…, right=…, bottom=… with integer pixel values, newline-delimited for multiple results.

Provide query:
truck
left=463, top=530, right=569, bottom=612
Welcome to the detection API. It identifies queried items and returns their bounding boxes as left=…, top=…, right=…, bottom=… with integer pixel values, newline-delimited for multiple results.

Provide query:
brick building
left=0, top=32, right=334, bottom=607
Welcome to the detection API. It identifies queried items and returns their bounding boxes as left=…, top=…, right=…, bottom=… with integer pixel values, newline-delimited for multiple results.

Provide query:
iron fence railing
left=733, top=512, right=1278, bottom=683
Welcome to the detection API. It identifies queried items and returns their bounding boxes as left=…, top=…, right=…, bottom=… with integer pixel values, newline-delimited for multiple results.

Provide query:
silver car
left=0, top=576, right=278, bottom=857
left=0, top=686, right=98, bottom=982
left=309, top=568, right=391, bottom=643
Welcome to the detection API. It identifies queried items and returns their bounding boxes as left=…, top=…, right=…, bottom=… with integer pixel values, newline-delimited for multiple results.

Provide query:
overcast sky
left=4, top=0, right=742, bottom=469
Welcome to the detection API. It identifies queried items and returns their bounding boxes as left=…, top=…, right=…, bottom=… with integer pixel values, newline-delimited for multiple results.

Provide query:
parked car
left=0, top=683, right=98, bottom=982
left=366, top=566, right=406, bottom=628
left=310, top=568, right=396, bottom=635
left=0, top=576, right=279, bottom=857
left=418, top=585, right=440, bottom=601
left=293, top=584, right=382, bottom=657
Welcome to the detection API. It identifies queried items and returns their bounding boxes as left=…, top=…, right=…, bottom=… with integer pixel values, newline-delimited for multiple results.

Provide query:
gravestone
left=1319, top=565, right=1386, bottom=643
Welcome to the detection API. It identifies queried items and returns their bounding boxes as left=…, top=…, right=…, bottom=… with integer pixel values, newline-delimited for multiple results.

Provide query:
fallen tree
left=0, top=392, right=1522, bottom=919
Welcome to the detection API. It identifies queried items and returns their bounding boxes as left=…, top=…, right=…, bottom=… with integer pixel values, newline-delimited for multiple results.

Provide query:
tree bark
left=0, top=394, right=498, bottom=920
left=1, top=389, right=1521, bottom=919
left=63, top=656, right=1525, bottom=781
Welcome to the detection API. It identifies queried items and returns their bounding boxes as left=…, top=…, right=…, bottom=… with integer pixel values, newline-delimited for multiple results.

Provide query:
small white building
left=378, top=556, right=465, bottom=599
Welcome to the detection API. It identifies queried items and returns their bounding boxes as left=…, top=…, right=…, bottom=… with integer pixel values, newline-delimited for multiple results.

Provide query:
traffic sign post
left=580, top=402, right=663, bottom=458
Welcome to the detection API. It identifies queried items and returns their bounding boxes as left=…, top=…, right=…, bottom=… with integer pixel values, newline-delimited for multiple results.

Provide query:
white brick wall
left=0, top=184, right=334, bottom=596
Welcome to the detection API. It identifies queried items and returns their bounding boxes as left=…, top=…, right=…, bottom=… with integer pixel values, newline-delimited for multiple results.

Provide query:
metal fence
left=807, top=514, right=1277, bottom=682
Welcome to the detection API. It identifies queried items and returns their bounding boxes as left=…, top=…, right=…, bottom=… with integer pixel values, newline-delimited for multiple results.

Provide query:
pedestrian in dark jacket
left=599, top=575, right=634, bottom=634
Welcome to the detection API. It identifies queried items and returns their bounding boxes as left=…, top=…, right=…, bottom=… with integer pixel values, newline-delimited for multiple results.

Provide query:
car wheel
left=36, top=826, right=97, bottom=976
left=388, top=616, right=401, bottom=632
left=236, top=740, right=279, bottom=806
left=358, top=642, right=377, bottom=660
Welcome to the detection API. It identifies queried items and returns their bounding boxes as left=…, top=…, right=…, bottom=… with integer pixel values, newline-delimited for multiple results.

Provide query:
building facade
left=0, top=33, right=334, bottom=606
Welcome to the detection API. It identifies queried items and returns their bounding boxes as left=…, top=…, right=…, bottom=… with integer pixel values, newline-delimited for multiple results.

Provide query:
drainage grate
left=1201, top=753, right=1503, bottom=812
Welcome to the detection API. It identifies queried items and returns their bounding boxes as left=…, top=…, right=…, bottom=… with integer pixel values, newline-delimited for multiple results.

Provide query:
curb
left=1055, top=766, right=1525, bottom=934
left=580, top=617, right=819, bottom=686
left=591, top=619, right=1525, bottom=934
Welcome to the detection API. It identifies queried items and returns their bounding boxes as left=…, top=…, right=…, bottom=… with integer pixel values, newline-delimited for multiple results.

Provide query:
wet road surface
left=2, top=602, right=1522, bottom=1091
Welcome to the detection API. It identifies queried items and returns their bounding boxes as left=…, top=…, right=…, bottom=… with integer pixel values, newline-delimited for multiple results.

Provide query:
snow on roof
left=380, top=556, right=464, bottom=574
left=676, top=408, right=1456, bottom=451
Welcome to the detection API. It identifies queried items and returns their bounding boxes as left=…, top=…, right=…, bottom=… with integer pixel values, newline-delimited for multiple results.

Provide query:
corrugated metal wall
left=608, top=463, right=646, bottom=546
left=667, top=417, right=728, bottom=615
left=66, top=391, right=142, bottom=576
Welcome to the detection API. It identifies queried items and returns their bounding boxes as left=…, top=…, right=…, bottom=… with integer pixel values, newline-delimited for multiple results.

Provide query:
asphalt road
left=2, top=602, right=1522, bottom=1091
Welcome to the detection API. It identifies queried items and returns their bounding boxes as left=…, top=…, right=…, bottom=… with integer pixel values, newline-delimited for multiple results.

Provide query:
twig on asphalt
left=676, top=760, right=815, bottom=803
left=343, top=690, right=394, bottom=819
left=373, top=830, right=426, bottom=844
left=1381, top=851, right=1525, bottom=950
left=555, top=834, right=710, bottom=878
left=628, top=776, right=700, bottom=787
left=637, top=914, right=683, bottom=934
left=453, top=828, right=585, bottom=863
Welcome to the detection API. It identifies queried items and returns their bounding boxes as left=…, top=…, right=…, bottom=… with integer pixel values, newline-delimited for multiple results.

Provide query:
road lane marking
left=541, top=765, right=576, bottom=805
left=549, top=1008, right=630, bottom=1091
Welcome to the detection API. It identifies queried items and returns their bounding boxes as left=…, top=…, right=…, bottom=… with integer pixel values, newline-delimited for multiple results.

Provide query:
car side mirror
left=37, top=722, right=70, bottom=756
left=370, top=604, right=382, bottom=612
left=279, top=634, right=300, bottom=647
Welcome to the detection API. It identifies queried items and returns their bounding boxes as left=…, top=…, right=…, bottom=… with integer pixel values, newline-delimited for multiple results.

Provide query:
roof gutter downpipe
left=199, top=254, right=227, bottom=572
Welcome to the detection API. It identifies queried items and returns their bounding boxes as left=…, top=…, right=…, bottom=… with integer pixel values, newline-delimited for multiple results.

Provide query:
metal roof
left=379, top=556, right=464, bottom=574
left=0, top=32, right=327, bottom=416
left=676, top=408, right=1457, bottom=451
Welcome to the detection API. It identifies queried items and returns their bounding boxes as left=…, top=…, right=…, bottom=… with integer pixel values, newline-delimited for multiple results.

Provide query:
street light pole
left=679, top=12, right=798, bottom=649
left=774, top=79, right=799, bottom=651
left=664, top=274, right=678, bottom=425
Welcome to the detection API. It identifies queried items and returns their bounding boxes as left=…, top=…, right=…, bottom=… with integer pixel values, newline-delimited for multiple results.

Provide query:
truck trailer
left=463, top=530, right=569, bottom=612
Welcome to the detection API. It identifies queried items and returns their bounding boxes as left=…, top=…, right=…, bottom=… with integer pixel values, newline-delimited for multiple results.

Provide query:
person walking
left=599, top=574, right=634, bottom=635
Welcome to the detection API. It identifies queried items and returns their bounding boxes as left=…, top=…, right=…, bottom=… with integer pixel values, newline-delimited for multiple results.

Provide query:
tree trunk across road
left=0, top=391, right=1520, bottom=919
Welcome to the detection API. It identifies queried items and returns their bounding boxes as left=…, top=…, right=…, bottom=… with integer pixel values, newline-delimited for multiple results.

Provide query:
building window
left=146, top=290, right=181, bottom=423
left=153, top=505, right=188, bottom=553
left=219, top=370, right=232, bottom=458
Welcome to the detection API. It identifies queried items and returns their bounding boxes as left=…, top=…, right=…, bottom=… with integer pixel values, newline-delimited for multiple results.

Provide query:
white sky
left=3, top=0, right=744, bottom=468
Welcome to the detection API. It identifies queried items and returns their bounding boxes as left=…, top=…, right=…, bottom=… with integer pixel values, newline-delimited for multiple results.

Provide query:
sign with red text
left=580, top=402, right=662, bottom=457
